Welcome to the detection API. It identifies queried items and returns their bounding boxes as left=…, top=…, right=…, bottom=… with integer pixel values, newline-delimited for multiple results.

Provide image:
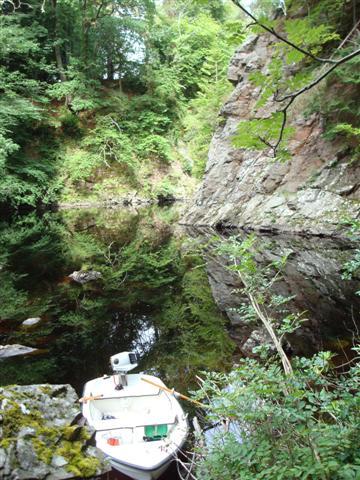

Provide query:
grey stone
left=181, top=31, right=360, bottom=236
left=3, top=444, right=15, bottom=476
left=18, top=427, right=36, bottom=439
left=51, top=455, right=68, bottom=468
left=242, top=329, right=273, bottom=356
left=16, top=438, right=38, bottom=471
left=12, top=463, right=51, bottom=479
left=189, top=228, right=360, bottom=357
left=0, top=344, right=39, bottom=359
left=22, top=317, right=41, bottom=327
left=68, top=270, right=102, bottom=284
left=0, top=384, right=110, bottom=479
left=0, top=448, right=6, bottom=469
left=45, top=469, right=75, bottom=480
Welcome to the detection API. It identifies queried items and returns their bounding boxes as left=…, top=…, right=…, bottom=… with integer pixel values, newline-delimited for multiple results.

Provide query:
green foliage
left=233, top=113, right=294, bottom=162
left=0, top=124, right=60, bottom=208
left=83, top=116, right=137, bottom=173
left=193, top=232, right=360, bottom=480
left=148, top=251, right=235, bottom=390
left=307, top=48, right=360, bottom=160
left=195, top=352, right=360, bottom=480
left=341, top=219, right=360, bottom=295
left=0, top=0, right=241, bottom=205
left=153, top=177, right=177, bottom=199
left=0, top=272, right=29, bottom=320
left=47, top=68, right=101, bottom=112
left=136, top=135, right=173, bottom=163
left=0, top=13, right=47, bottom=168
left=59, top=111, right=83, bottom=137
left=325, top=124, right=360, bottom=159
left=284, top=18, right=339, bottom=60
left=61, top=149, right=101, bottom=185
left=180, top=11, right=242, bottom=177
left=231, top=0, right=356, bottom=158
left=215, top=235, right=303, bottom=343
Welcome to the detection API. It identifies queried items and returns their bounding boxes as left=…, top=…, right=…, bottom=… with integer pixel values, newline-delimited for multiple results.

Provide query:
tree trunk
left=51, top=0, right=67, bottom=82
left=107, top=58, right=114, bottom=81
left=51, top=0, right=72, bottom=107
left=54, top=43, right=67, bottom=83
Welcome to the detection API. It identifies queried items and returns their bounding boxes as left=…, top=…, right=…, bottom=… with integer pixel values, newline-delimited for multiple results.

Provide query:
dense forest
left=1, top=0, right=359, bottom=479
left=1, top=0, right=359, bottom=210
left=0, top=0, right=244, bottom=209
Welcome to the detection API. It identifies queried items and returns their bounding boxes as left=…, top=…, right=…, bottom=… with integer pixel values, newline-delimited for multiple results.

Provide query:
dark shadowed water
left=0, top=206, right=234, bottom=393
left=0, top=206, right=234, bottom=480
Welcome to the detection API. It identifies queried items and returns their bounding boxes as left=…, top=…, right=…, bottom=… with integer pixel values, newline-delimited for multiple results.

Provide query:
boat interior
left=89, top=390, right=178, bottom=435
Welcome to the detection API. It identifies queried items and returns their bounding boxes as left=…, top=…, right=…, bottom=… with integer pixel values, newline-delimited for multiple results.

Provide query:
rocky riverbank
left=0, top=384, right=110, bottom=479
left=182, top=34, right=360, bottom=236
left=57, top=194, right=184, bottom=210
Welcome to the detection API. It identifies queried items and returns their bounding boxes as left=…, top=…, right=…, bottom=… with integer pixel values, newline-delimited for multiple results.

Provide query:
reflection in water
left=0, top=207, right=234, bottom=394
left=0, top=207, right=359, bottom=479
left=189, top=227, right=360, bottom=361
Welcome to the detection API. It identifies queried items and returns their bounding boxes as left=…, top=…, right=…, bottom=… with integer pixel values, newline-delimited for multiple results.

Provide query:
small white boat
left=82, top=352, right=188, bottom=480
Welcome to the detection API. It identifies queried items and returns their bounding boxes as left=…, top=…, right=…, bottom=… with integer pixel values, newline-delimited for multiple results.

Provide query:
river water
left=0, top=205, right=359, bottom=479
left=0, top=206, right=234, bottom=390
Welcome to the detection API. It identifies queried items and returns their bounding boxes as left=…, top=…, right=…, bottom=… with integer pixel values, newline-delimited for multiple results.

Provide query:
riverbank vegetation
left=1, top=0, right=359, bottom=478
left=0, top=0, right=242, bottom=210
left=1, top=0, right=358, bottom=209
left=191, top=234, right=360, bottom=480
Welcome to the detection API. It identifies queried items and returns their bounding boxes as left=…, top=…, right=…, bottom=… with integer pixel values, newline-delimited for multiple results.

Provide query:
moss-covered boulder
left=0, top=384, right=110, bottom=479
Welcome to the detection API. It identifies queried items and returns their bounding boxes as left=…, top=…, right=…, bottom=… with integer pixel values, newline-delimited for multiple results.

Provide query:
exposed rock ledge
left=0, top=384, right=110, bottom=479
left=182, top=34, right=360, bottom=236
left=57, top=196, right=154, bottom=209
left=57, top=194, right=183, bottom=210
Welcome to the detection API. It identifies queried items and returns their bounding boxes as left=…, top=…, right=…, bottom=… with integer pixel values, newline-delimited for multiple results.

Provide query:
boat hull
left=110, top=456, right=171, bottom=480
left=82, top=372, right=188, bottom=480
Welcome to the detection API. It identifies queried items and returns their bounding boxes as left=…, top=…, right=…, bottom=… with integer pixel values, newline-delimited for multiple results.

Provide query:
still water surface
left=0, top=206, right=234, bottom=392
left=0, top=206, right=235, bottom=479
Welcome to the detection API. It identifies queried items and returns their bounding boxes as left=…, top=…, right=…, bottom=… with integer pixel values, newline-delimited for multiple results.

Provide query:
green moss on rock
left=0, top=384, right=109, bottom=479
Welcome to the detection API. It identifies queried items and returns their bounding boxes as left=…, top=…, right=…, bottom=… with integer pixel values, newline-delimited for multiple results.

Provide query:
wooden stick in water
left=141, top=377, right=206, bottom=409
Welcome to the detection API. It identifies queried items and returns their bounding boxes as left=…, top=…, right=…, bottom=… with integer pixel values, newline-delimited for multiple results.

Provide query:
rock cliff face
left=182, top=34, right=360, bottom=235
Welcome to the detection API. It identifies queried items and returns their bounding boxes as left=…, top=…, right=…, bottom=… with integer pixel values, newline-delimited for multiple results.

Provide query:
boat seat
left=89, top=394, right=176, bottom=430
left=93, top=412, right=176, bottom=429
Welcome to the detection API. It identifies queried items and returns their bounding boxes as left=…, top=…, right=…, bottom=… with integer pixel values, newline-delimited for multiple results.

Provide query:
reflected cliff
left=1, top=208, right=358, bottom=394
left=187, top=227, right=360, bottom=361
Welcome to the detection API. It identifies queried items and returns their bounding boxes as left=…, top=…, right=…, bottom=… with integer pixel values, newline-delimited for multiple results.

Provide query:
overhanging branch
left=275, top=47, right=360, bottom=103
left=230, top=1, right=360, bottom=157
left=231, top=0, right=338, bottom=64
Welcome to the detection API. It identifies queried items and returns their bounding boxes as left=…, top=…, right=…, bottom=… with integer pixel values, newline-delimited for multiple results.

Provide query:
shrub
left=136, top=135, right=172, bottom=163
left=59, top=112, right=82, bottom=137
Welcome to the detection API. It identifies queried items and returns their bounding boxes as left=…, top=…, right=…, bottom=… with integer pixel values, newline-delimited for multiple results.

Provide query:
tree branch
left=231, top=0, right=338, bottom=64
left=232, top=0, right=360, bottom=157
left=275, top=47, right=360, bottom=103
left=263, top=47, right=360, bottom=157
left=268, top=97, right=294, bottom=157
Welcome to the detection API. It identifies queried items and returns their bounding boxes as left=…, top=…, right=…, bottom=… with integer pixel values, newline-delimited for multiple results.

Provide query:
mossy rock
left=0, top=384, right=110, bottom=479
